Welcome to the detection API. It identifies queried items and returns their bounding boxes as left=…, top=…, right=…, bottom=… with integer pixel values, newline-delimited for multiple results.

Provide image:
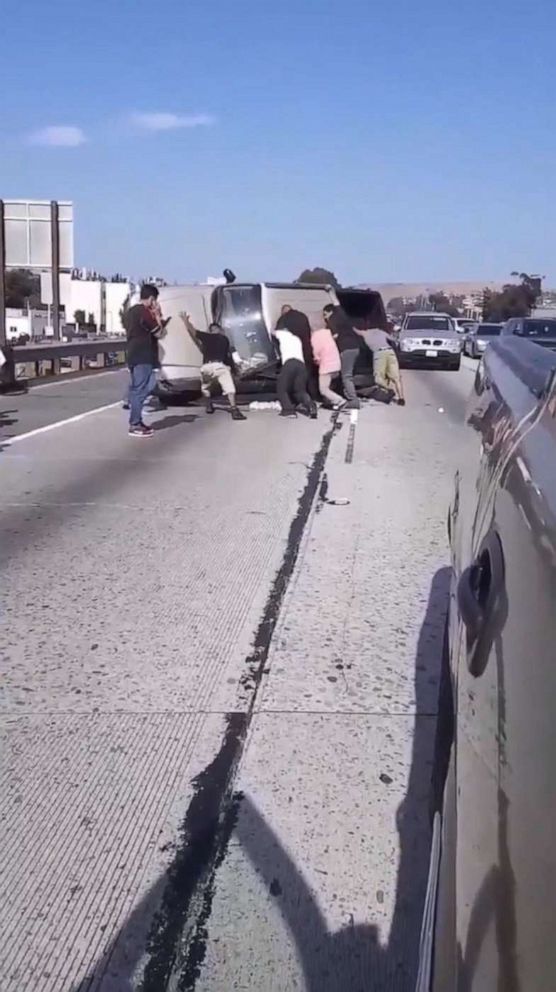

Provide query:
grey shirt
left=360, top=328, right=392, bottom=352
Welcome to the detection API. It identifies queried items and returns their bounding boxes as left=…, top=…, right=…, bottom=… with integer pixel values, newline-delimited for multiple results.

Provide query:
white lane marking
left=29, top=368, right=127, bottom=390
left=350, top=409, right=359, bottom=425
left=6, top=402, right=121, bottom=445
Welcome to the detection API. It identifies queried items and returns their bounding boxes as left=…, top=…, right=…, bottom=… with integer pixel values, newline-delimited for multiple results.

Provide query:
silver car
left=463, top=322, right=502, bottom=359
left=398, top=312, right=463, bottom=370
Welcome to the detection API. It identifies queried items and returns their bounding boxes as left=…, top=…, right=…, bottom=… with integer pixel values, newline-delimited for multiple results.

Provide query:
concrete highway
left=0, top=360, right=477, bottom=991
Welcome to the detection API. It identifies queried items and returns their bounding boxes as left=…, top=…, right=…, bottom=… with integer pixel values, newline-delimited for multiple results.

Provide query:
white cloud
left=27, top=125, right=87, bottom=147
left=130, top=112, right=215, bottom=132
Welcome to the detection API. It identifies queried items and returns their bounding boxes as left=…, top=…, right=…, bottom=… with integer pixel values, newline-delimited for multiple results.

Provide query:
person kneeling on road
left=180, top=314, right=246, bottom=421
left=273, top=326, right=317, bottom=419
left=360, top=326, right=405, bottom=406
left=124, top=283, right=168, bottom=438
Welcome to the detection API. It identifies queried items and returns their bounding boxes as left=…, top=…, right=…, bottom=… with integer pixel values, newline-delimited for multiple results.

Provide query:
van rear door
left=261, top=283, right=338, bottom=333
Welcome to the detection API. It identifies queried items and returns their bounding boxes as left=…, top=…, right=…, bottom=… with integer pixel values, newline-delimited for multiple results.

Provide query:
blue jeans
left=129, top=364, right=157, bottom=426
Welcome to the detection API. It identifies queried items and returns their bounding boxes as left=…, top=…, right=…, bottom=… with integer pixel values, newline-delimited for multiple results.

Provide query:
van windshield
left=217, top=285, right=275, bottom=370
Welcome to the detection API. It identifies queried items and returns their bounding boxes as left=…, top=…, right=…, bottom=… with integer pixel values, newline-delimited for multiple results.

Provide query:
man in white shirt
left=273, top=327, right=317, bottom=419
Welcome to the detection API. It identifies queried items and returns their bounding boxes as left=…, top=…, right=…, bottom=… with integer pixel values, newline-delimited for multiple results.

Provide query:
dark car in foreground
left=416, top=335, right=556, bottom=991
left=463, top=322, right=502, bottom=359
left=501, top=316, right=556, bottom=350
left=398, top=313, right=463, bottom=370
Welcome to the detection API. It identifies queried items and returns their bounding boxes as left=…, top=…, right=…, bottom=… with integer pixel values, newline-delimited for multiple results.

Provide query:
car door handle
left=457, top=532, right=506, bottom=676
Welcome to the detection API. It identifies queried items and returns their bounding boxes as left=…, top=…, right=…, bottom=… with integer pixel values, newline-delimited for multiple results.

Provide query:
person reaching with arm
left=179, top=313, right=246, bottom=421
left=273, top=325, right=317, bottom=419
left=275, top=305, right=319, bottom=401
left=359, top=325, right=405, bottom=406
left=322, top=304, right=362, bottom=410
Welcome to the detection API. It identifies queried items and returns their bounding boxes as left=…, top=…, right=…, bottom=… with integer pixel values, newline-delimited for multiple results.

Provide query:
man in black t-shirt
left=180, top=313, right=246, bottom=421
left=124, top=284, right=168, bottom=437
left=323, top=304, right=361, bottom=410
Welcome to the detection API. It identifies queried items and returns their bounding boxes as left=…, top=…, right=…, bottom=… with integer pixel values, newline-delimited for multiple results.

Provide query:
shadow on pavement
left=0, top=408, right=19, bottom=451
left=151, top=414, right=199, bottom=431
left=67, top=568, right=450, bottom=992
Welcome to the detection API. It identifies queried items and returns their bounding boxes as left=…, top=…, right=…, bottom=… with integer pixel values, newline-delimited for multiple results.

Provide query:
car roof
left=404, top=311, right=453, bottom=317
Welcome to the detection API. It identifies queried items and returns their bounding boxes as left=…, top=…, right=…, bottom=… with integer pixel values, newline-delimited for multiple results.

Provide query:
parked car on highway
left=501, top=316, right=556, bottom=350
left=463, top=322, right=502, bottom=359
left=397, top=312, right=462, bottom=370
left=417, top=335, right=556, bottom=991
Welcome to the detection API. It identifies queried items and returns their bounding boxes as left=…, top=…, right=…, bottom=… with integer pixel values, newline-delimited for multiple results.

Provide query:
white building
left=40, top=273, right=132, bottom=335
left=5, top=308, right=50, bottom=340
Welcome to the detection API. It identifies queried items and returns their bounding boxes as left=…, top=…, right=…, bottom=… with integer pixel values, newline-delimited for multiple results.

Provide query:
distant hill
left=357, top=280, right=504, bottom=305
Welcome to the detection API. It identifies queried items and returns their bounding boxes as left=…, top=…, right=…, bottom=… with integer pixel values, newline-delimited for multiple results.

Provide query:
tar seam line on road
left=137, top=416, right=342, bottom=992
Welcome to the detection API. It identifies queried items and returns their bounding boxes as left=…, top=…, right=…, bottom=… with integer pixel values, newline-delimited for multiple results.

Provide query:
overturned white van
left=149, top=281, right=387, bottom=400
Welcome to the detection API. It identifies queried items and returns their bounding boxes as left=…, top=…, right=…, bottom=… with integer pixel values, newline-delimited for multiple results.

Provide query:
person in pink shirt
left=311, top=326, right=346, bottom=409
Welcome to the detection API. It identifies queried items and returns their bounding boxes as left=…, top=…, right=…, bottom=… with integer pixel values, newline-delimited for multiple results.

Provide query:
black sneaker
left=279, top=410, right=297, bottom=418
left=309, top=401, right=318, bottom=420
left=332, top=400, right=347, bottom=411
left=231, top=407, right=247, bottom=421
left=206, top=399, right=215, bottom=415
left=128, top=423, right=154, bottom=438
left=398, top=398, right=406, bottom=407
left=122, top=401, right=130, bottom=411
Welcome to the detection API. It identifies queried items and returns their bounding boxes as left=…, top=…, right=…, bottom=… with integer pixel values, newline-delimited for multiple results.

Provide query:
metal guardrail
left=10, top=338, right=127, bottom=380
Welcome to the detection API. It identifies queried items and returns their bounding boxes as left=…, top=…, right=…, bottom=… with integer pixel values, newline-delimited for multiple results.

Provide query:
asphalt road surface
left=0, top=360, right=477, bottom=992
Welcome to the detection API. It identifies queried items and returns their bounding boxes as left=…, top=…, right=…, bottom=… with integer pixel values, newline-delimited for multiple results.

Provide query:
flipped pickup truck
left=417, top=335, right=556, bottom=991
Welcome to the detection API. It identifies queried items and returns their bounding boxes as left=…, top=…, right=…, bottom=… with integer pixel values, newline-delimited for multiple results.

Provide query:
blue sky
left=1, top=0, right=555, bottom=285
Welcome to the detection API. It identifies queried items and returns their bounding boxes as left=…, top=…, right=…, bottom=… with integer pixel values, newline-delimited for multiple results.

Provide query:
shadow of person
left=67, top=568, right=451, bottom=992
left=150, top=414, right=198, bottom=431
left=70, top=877, right=168, bottom=992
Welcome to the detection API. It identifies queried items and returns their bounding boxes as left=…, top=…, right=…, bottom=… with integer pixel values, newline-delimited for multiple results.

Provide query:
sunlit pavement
left=1, top=364, right=475, bottom=991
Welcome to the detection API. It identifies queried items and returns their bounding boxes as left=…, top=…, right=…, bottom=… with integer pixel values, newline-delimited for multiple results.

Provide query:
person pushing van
left=179, top=313, right=246, bottom=420
left=322, top=304, right=362, bottom=410
left=275, top=305, right=319, bottom=400
left=272, top=324, right=317, bottom=419
left=359, top=326, right=405, bottom=406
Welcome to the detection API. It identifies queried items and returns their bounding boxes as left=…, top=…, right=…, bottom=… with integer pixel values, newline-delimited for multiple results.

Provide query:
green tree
left=119, top=294, right=131, bottom=332
left=296, top=267, right=341, bottom=288
left=482, top=272, right=542, bottom=321
left=5, top=268, right=41, bottom=308
left=387, top=296, right=415, bottom=317
left=428, top=292, right=461, bottom=317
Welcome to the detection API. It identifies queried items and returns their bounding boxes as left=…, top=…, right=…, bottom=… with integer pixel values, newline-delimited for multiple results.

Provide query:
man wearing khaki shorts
left=359, top=326, right=405, bottom=406
left=180, top=314, right=246, bottom=420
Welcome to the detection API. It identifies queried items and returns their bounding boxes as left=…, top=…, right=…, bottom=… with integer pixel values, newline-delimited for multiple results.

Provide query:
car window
left=477, top=325, right=502, bottom=337
left=521, top=320, right=556, bottom=338
left=404, top=315, right=452, bottom=331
